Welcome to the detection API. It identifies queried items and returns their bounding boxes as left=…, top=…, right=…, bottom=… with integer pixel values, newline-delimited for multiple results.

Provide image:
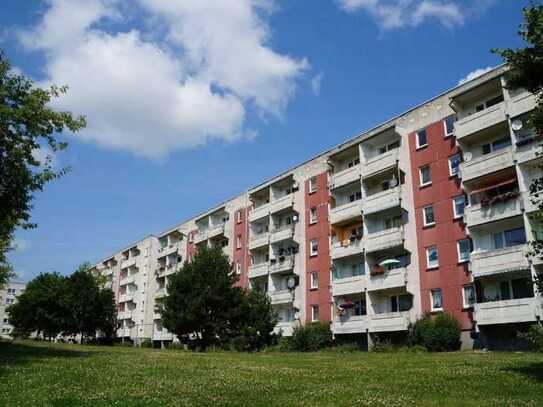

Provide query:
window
left=5, top=298, right=14, bottom=304
left=416, top=129, right=428, bottom=149
left=431, top=289, right=443, bottom=311
left=384, top=215, right=401, bottom=230
left=390, top=294, right=412, bottom=312
left=309, top=176, right=317, bottom=194
left=426, top=246, right=439, bottom=269
left=310, top=239, right=319, bottom=256
left=235, top=262, right=241, bottom=275
left=378, top=140, right=400, bottom=155
left=453, top=195, right=466, bottom=218
left=444, top=116, right=455, bottom=137
left=422, top=205, right=435, bottom=227
left=457, top=239, right=471, bottom=263
left=493, top=227, right=526, bottom=249
left=448, top=154, right=461, bottom=177
left=311, top=305, right=319, bottom=322
left=310, top=271, right=319, bottom=289
left=349, top=191, right=362, bottom=202
left=419, top=165, right=432, bottom=186
left=236, top=235, right=242, bottom=249
left=463, top=285, right=476, bottom=308
left=7, top=288, right=16, bottom=295
left=347, top=157, right=360, bottom=168
left=482, top=136, right=512, bottom=155
left=309, top=207, right=318, bottom=224
left=236, top=210, right=242, bottom=224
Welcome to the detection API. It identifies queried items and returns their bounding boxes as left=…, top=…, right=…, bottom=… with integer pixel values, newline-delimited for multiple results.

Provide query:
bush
left=140, top=339, right=153, bottom=348
left=408, top=312, right=461, bottom=352
left=371, top=339, right=397, bottom=353
left=288, top=322, right=333, bottom=352
left=519, top=324, right=543, bottom=352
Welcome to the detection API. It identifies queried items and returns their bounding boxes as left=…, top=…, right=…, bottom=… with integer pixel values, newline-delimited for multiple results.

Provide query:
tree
left=494, top=2, right=543, bottom=292
left=0, top=51, right=86, bottom=285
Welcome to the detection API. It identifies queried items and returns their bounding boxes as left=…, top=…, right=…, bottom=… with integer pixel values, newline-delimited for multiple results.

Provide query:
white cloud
left=337, top=0, right=477, bottom=30
left=11, top=238, right=31, bottom=252
left=458, top=66, right=494, bottom=85
left=311, top=73, right=324, bottom=96
left=31, top=145, right=58, bottom=169
left=19, top=0, right=307, bottom=158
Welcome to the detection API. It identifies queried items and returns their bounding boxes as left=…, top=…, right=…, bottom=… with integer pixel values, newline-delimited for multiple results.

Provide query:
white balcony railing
left=248, top=262, right=269, bottom=279
left=330, top=200, right=362, bottom=225
left=362, top=149, right=399, bottom=179
left=368, top=267, right=407, bottom=292
left=369, top=312, right=409, bottom=333
left=363, top=187, right=401, bottom=216
left=509, top=91, right=537, bottom=119
left=118, top=293, right=134, bottom=303
left=270, top=194, right=294, bottom=214
left=250, top=203, right=270, bottom=222
left=270, top=256, right=295, bottom=274
left=454, top=103, right=507, bottom=140
left=155, top=289, right=167, bottom=299
left=365, top=227, right=404, bottom=254
left=269, top=289, right=293, bottom=305
left=464, top=196, right=522, bottom=227
left=119, top=274, right=136, bottom=286
left=460, top=148, right=514, bottom=182
left=208, top=224, right=226, bottom=239
left=331, top=239, right=363, bottom=260
left=470, top=245, right=529, bottom=278
left=249, top=232, right=269, bottom=250
left=274, top=321, right=294, bottom=337
left=121, top=257, right=136, bottom=269
left=333, top=315, right=369, bottom=334
left=475, top=297, right=539, bottom=325
left=332, top=274, right=366, bottom=296
left=270, top=226, right=295, bottom=244
left=330, top=164, right=361, bottom=190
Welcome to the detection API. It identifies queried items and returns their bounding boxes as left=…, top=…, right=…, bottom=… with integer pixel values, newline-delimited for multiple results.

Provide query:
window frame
left=426, top=245, right=439, bottom=269
left=416, top=129, right=428, bottom=149
left=310, top=239, right=319, bottom=257
left=236, top=235, right=242, bottom=250
left=419, top=165, right=432, bottom=187
left=457, top=239, right=471, bottom=263
left=448, top=154, right=461, bottom=177
left=422, top=205, right=436, bottom=227
left=452, top=195, right=466, bottom=219
left=443, top=116, right=455, bottom=137
left=430, top=288, right=443, bottom=312
left=309, top=176, right=318, bottom=194
left=310, top=271, right=319, bottom=289
left=462, top=285, right=476, bottom=309
left=236, top=210, right=242, bottom=224
left=309, top=207, right=318, bottom=224
left=311, top=304, right=320, bottom=322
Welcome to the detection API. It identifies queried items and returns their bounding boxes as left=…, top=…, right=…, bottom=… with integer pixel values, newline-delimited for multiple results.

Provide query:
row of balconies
left=249, top=226, right=295, bottom=250
left=250, top=194, right=295, bottom=222
left=248, top=255, right=296, bottom=279
left=331, top=227, right=404, bottom=260
left=331, top=267, right=407, bottom=296
left=330, top=187, right=401, bottom=225
left=333, top=311, right=410, bottom=335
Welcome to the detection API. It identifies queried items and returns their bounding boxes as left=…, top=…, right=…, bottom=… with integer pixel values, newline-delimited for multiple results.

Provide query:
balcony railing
left=208, top=224, right=226, bottom=239
left=460, top=148, right=514, bottom=182
left=270, top=194, right=294, bottom=214
left=362, top=149, right=399, bottom=179
left=155, top=289, right=167, bottom=299
left=274, top=321, right=294, bottom=336
left=365, top=227, right=404, bottom=254
left=333, top=315, right=368, bottom=334
left=332, top=274, right=366, bottom=296
left=121, top=257, right=136, bottom=269
left=454, top=103, right=507, bottom=140
left=269, top=289, right=293, bottom=305
left=331, top=239, right=363, bottom=260
left=330, top=200, right=362, bottom=225
left=119, top=274, right=136, bottom=286
left=363, top=187, right=401, bottom=216
left=250, top=203, right=270, bottom=222
left=270, top=226, right=295, bottom=244
left=470, top=245, right=529, bottom=278
left=118, top=293, right=134, bottom=303
left=475, top=297, right=538, bottom=325
left=117, top=311, right=134, bottom=320
left=368, top=267, right=407, bottom=292
left=330, top=164, right=361, bottom=190
left=509, top=91, right=537, bottom=119
left=464, top=195, right=522, bottom=227
left=248, top=262, right=269, bottom=278
left=249, top=232, right=269, bottom=250
left=369, top=312, right=409, bottom=333
left=270, top=256, right=295, bottom=274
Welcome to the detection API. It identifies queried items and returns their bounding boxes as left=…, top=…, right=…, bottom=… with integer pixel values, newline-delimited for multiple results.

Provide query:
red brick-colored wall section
left=408, top=117, right=473, bottom=331
left=186, top=229, right=198, bottom=263
left=305, top=172, right=332, bottom=323
left=233, top=207, right=251, bottom=289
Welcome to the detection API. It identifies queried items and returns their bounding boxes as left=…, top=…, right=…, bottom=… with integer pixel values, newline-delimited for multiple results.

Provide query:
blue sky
left=2, top=0, right=525, bottom=281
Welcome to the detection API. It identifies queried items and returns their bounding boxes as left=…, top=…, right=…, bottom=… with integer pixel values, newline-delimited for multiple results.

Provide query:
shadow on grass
left=0, top=340, right=92, bottom=378
left=504, top=362, right=543, bottom=382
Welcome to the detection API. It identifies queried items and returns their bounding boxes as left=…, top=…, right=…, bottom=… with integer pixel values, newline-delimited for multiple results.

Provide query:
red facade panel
left=233, top=207, right=250, bottom=289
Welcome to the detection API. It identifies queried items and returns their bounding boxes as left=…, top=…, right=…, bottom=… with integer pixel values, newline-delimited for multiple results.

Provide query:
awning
left=470, top=178, right=517, bottom=195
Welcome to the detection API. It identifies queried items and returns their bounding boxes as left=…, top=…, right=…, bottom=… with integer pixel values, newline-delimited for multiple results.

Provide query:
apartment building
left=0, top=282, right=26, bottom=338
left=91, top=65, right=542, bottom=349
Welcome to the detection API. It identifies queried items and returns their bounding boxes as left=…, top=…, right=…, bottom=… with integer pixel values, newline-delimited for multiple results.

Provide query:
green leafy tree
left=0, top=51, right=85, bottom=287
left=494, top=2, right=543, bottom=292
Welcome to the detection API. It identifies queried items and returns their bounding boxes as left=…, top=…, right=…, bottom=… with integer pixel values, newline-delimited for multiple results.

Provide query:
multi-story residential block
left=91, top=65, right=542, bottom=349
left=0, top=282, right=26, bottom=338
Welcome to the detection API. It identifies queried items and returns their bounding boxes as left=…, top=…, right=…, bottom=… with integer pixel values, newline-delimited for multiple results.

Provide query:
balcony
left=464, top=195, right=522, bottom=227
left=330, top=201, right=362, bottom=225
left=363, top=187, right=401, bottom=216
left=249, top=262, right=269, bottom=278
left=270, top=256, right=295, bottom=274
left=362, top=149, right=399, bottom=179
left=460, top=148, right=514, bottom=182
left=509, top=91, right=537, bottom=118
left=194, top=230, right=208, bottom=244
left=155, top=289, right=167, bottom=299
left=274, top=321, right=294, bottom=336
left=471, top=245, right=529, bottom=278
left=270, top=195, right=294, bottom=214
left=454, top=103, right=507, bottom=140
left=158, top=242, right=180, bottom=256
left=250, top=204, right=270, bottom=222
left=153, top=331, right=174, bottom=341
left=121, top=257, right=136, bottom=269
left=333, top=315, right=369, bottom=334
left=117, top=311, right=133, bottom=320
left=269, top=289, right=293, bottom=305
left=208, top=224, right=226, bottom=239
left=119, top=275, right=136, bottom=286
left=330, top=165, right=361, bottom=190
left=331, top=240, right=363, bottom=260
left=249, top=233, right=269, bottom=250
left=365, top=227, right=404, bottom=254
left=475, top=297, right=539, bottom=325
left=370, top=312, right=409, bottom=332
left=270, top=226, right=294, bottom=244
left=118, top=293, right=134, bottom=303
left=368, top=267, right=407, bottom=292
left=332, top=275, right=366, bottom=296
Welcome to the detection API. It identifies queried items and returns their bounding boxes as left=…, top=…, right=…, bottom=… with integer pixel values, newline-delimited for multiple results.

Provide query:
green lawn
left=0, top=341, right=542, bottom=406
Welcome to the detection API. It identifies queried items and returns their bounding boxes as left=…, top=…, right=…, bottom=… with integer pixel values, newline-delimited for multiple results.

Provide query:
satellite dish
left=292, top=215, right=299, bottom=222
left=464, top=151, right=473, bottom=162
left=512, top=119, right=523, bottom=132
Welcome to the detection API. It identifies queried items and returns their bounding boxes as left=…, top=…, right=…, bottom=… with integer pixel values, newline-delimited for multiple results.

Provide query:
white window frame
left=236, top=210, right=242, bottom=224
left=419, top=165, right=432, bottom=187
left=431, top=288, right=443, bottom=311
left=311, top=305, right=319, bottom=322
left=236, top=235, right=242, bottom=249
left=235, top=262, right=242, bottom=275
left=310, top=271, right=319, bottom=289
left=448, top=154, right=461, bottom=177
left=426, top=245, right=439, bottom=269
left=462, top=285, right=476, bottom=309
left=422, top=205, right=435, bottom=227
left=457, top=239, right=471, bottom=263
left=309, top=176, right=317, bottom=194
left=310, top=239, right=319, bottom=257
left=309, top=207, right=318, bottom=224
left=416, top=129, right=428, bottom=149
left=453, top=195, right=466, bottom=219
left=443, top=116, right=455, bottom=137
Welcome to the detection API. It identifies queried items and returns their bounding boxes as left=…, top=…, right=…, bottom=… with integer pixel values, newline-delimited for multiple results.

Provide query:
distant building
left=0, top=282, right=26, bottom=338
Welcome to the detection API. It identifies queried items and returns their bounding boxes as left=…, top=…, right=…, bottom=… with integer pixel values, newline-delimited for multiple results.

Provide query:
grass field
left=1, top=341, right=543, bottom=406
